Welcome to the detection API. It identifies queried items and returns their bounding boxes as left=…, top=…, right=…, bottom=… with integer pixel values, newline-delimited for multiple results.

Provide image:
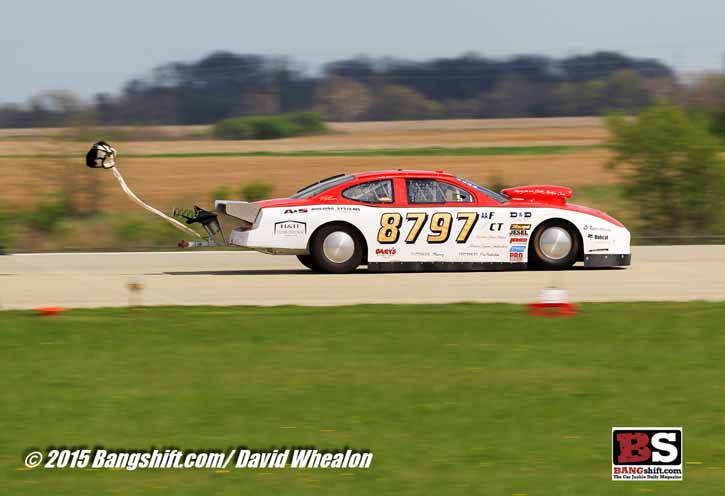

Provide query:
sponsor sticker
left=336, top=206, right=361, bottom=213
left=612, top=427, right=683, bottom=481
left=510, top=224, right=531, bottom=236
left=583, top=224, right=612, bottom=232
left=587, top=233, right=609, bottom=240
left=274, top=221, right=306, bottom=236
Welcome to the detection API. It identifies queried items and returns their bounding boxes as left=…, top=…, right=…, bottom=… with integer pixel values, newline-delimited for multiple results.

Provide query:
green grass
left=1, top=302, right=723, bottom=494
left=0, top=145, right=600, bottom=159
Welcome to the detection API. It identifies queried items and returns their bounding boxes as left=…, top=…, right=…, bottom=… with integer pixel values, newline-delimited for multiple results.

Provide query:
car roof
left=352, top=169, right=456, bottom=180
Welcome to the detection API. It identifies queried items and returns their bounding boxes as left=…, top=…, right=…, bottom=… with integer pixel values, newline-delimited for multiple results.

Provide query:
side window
left=406, top=179, right=473, bottom=203
left=342, top=179, right=394, bottom=204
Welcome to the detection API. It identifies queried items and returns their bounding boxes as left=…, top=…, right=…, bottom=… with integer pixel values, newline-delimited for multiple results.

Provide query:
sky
left=0, top=0, right=723, bottom=104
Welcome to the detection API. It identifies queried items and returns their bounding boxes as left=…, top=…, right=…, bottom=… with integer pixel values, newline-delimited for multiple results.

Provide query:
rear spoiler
left=215, top=200, right=261, bottom=224
left=501, top=185, right=573, bottom=205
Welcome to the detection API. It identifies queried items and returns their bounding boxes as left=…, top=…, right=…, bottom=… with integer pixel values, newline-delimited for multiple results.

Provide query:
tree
left=687, top=74, right=725, bottom=112
left=314, top=76, right=373, bottom=121
left=604, top=70, right=651, bottom=112
left=607, top=104, right=724, bottom=235
left=368, top=85, right=442, bottom=120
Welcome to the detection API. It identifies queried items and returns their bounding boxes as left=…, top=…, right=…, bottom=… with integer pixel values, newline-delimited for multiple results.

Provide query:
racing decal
left=274, top=221, right=306, bottom=236
left=377, top=212, right=479, bottom=245
left=377, top=213, right=402, bottom=244
left=588, top=233, right=609, bottom=241
left=455, top=212, right=478, bottom=243
left=583, top=224, right=612, bottom=232
left=509, top=223, right=531, bottom=236
left=427, top=212, right=452, bottom=243
left=335, top=206, right=361, bottom=213
left=283, top=208, right=308, bottom=214
left=404, top=212, right=428, bottom=243
left=489, top=222, right=504, bottom=231
left=375, top=247, right=397, bottom=258
left=509, top=244, right=526, bottom=261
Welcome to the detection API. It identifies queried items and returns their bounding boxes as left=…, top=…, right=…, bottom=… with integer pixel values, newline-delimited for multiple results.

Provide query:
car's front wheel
left=309, top=223, right=364, bottom=274
left=529, top=221, right=579, bottom=269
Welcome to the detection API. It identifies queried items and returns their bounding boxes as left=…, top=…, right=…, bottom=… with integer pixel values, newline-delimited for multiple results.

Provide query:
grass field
left=2, top=302, right=724, bottom=494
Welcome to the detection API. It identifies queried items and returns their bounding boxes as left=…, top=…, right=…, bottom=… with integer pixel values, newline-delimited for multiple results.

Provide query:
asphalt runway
left=0, top=245, right=723, bottom=310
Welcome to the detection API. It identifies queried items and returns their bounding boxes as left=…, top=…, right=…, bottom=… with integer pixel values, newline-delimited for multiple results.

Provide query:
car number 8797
left=377, top=212, right=478, bottom=245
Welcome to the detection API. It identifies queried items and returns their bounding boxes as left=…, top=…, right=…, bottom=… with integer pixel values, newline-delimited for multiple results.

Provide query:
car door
left=370, top=177, right=508, bottom=264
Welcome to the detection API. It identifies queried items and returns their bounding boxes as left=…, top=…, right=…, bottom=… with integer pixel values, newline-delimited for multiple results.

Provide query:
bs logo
left=612, top=428, right=682, bottom=465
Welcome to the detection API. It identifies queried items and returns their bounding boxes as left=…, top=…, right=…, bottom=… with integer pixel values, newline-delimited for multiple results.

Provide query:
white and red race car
left=215, top=170, right=630, bottom=273
left=86, top=143, right=630, bottom=273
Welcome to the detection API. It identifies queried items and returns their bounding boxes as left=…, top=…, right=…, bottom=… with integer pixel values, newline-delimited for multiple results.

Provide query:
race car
left=85, top=142, right=630, bottom=273
left=215, top=170, right=631, bottom=273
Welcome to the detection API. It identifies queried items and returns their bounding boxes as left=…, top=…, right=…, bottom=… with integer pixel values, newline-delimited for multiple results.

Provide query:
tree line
left=1, top=50, right=723, bottom=127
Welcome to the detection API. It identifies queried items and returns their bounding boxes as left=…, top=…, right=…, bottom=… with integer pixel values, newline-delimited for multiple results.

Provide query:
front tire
left=529, top=221, right=579, bottom=270
left=309, top=224, right=364, bottom=274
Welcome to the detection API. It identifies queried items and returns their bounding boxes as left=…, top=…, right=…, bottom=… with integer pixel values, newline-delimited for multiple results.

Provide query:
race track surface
left=1, top=245, right=723, bottom=309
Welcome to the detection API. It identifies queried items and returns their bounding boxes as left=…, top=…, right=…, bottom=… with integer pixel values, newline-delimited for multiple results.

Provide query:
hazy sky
left=1, top=0, right=723, bottom=103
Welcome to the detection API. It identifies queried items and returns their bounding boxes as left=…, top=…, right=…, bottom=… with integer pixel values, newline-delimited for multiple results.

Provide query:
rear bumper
left=583, top=253, right=631, bottom=268
left=228, top=229, right=306, bottom=255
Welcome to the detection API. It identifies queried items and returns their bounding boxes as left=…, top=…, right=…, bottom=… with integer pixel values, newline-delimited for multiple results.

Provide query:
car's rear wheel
left=529, top=221, right=579, bottom=269
left=309, top=223, right=364, bottom=274
left=296, top=254, right=320, bottom=272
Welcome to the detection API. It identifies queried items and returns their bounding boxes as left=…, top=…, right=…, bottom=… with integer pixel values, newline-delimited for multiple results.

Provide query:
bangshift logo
left=612, top=427, right=682, bottom=481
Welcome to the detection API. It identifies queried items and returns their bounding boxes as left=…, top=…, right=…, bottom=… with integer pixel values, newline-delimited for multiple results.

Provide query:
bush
left=212, top=112, right=327, bottom=140
left=710, top=110, right=725, bottom=140
left=241, top=181, right=273, bottom=202
left=0, top=209, right=12, bottom=252
left=212, top=118, right=254, bottom=140
left=287, top=112, right=326, bottom=133
left=245, top=115, right=300, bottom=139
left=25, top=192, right=68, bottom=234
left=211, top=186, right=232, bottom=202
left=112, top=218, right=146, bottom=243
left=607, top=104, right=724, bottom=235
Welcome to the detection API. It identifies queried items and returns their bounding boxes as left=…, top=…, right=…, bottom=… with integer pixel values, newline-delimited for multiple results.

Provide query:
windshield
left=290, top=174, right=354, bottom=199
left=456, top=177, right=508, bottom=203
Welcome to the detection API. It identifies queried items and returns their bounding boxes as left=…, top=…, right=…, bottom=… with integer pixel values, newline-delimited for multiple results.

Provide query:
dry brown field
left=0, top=117, right=614, bottom=213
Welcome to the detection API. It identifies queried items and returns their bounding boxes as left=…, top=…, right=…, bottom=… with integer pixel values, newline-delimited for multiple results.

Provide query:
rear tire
left=529, top=221, right=579, bottom=270
left=309, top=223, right=364, bottom=274
left=296, top=254, right=320, bottom=272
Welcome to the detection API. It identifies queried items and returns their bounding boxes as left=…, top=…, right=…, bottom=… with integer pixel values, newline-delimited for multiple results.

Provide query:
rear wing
left=215, top=200, right=261, bottom=224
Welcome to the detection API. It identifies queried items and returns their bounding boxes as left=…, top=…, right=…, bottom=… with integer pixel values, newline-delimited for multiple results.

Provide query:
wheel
left=529, top=221, right=579, bottom=269
left=309, top=223, right=364, bottom=274
left=296, top=254, right=320, bottom=272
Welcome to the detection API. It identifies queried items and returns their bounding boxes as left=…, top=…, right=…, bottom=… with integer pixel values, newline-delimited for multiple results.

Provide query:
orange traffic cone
left=34, top=307, right=65, bottom=316
left=527, top=287, right=577, bottom=317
